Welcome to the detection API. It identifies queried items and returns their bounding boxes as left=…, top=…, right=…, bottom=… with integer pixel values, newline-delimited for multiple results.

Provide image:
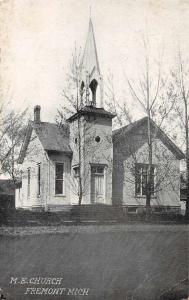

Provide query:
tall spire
left=80, top=19, right=104, bottom=108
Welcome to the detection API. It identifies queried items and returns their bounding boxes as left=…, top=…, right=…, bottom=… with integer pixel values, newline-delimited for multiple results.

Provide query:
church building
left=16, top=19, right=115, bottom=210
left=16, top=19, right=184, bottom=213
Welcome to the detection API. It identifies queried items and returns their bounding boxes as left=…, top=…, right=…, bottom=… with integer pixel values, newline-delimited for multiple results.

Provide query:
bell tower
left=68, top=18, right=115, bottom=206
left=80, top=18, right=103, bottom=108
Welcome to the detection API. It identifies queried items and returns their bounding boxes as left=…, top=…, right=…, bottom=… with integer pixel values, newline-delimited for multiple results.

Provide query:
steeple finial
left=80, top=18, right=104, bottom=108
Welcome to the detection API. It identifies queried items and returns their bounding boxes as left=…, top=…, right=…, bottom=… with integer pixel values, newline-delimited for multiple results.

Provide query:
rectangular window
left=135, top=164, right=156, bottom=196
left=55, top=163, right=64, bottom=195
left=91, top=166, right=104, bottom=175
left=128, top=207, right=137, bottom=213
left=73, top=166, right=80, bottom=178
left=154, top=207, right=164, bottom=213
left=27, top=168, right=31, bottom=198
left=37, top=163, right=41, bottom=196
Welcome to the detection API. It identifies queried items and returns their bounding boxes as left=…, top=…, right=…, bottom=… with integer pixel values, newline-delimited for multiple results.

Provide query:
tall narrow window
left=73, top=166, right=80, bottom=178
left=135, top=164, right=156, bottom=196
left=55, top=163, right=64, bottom=195
left=27, top=168, right=31, bottom=198
left=37, top=163, right=41, bottom=196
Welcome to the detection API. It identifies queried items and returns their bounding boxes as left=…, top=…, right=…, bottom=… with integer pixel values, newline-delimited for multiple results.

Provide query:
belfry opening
left=80, top=18, right=103, bottom=108
left=89, top=79, right=98, bottom=105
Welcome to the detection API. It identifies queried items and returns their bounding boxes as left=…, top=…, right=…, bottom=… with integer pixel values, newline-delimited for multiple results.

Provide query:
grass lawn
left=0, top=225, right=188, bottom=300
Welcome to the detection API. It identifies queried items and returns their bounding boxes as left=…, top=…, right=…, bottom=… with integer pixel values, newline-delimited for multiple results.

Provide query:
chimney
left=34, top=105, right=41, bottom=123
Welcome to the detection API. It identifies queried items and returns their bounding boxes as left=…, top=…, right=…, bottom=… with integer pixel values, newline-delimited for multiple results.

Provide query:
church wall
left=112, top=128, right=146, bottom=206
left=69, top=117, right=84, bottom=205
left=69, top=115, right=113, bottom=205
left=46, top=153, right=71, bottom=209
left=16, top=130, right=48, bottom=210
left=113, top=135, right=181, bottom=209
left=16, top=130, right=72, bottom=210
left=15, top=188, right=22, bottom=208
left=84, top=116, right=113, bottom=204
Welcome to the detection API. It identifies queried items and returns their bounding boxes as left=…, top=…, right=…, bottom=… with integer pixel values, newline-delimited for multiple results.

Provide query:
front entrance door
left=91, top=166, right=105, bottom=203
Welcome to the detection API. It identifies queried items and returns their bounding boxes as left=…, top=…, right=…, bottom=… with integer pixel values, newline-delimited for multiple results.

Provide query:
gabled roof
left=113, top=119, right=141, bottom=137
left=34, top=122, right=71, bottom=152
left=18, top=121, right=72, bottom=164
left=67, top=105, right=116, bottom=122
left=113, top=116, right=185, bottom=160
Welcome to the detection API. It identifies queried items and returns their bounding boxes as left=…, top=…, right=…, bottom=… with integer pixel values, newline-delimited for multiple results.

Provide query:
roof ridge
left=113, top=116, right=184, bottom=160
left=32, top=121, right=58, bottom=126
left=113, top=117, right=147, bottom=135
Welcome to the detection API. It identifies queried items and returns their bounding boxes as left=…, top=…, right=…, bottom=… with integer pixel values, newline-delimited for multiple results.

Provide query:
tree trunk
left=184, top=100, right=189, bottom=220
left=185, top=161, right=189, bottom=220
left=76, top=117, right=83, bottom=223
left=178, top=54, right=189, bottom=220
left=146, top=118, right=153, bottom=218
left=146, top=81, right=152, bottom=218
left=78, top=117, right=82, bottom=206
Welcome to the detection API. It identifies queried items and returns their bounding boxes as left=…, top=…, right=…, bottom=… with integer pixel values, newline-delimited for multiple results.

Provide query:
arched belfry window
left=89, top=79, right=98, bottom=105
left=80, top=81, right=85, bottom=98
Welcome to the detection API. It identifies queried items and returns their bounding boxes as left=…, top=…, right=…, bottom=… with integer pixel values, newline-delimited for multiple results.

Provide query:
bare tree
left=57, top=45, right=98, bottom=206
left=106, top=38, right=177, bottom=215
left=0, top=104, right=28, bottom=184
left=169, top=50, right=189, bottom=218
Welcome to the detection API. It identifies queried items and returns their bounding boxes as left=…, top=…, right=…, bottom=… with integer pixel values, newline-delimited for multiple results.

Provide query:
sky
left=0, top=0, right=189, bottom=122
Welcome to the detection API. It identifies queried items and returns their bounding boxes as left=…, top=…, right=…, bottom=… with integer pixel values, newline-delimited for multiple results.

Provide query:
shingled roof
left=18, top=121, right=72, bottom=163
left=33, top=122, right=71, bottom=152
left=113, top=116, right=185, bottom=160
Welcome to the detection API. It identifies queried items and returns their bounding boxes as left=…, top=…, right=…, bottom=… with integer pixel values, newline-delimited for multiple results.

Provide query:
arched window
left=89, top=79, right=98, bottom=105
left=80, top=81, right=85, bottom=98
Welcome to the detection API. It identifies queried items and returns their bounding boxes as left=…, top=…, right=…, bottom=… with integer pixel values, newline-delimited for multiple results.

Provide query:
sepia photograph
left=0, top=0, right=188, bottom=299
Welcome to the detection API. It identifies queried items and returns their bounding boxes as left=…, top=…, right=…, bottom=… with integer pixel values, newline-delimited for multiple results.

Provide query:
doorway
left=91, top=165, right=105, bottom=203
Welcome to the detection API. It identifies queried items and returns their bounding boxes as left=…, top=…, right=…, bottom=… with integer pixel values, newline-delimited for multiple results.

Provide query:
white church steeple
left=80, top=18, right=104, bottom=108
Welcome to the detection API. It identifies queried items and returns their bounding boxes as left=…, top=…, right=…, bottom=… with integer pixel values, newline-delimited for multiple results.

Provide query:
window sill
left=135, top=195, right=157, bottom=199
left=54, top=194, right=66, bottom=197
